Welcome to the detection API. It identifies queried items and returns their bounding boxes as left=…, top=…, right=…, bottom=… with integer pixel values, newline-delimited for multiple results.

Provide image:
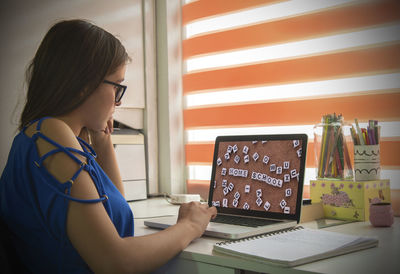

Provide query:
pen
left=350, top=126, right=359, bottom=145
left=355, top=119, right=365, bottom=145
left=376, top=125, right=381, bottom=144
left=362, top=128, right=368, bottom=145
left=375, top=121, right=379, bottom=144
left=368, top=128, right=375, bottom=145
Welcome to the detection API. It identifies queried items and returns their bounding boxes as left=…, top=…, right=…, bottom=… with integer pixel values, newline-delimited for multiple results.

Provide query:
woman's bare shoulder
left=25, top=117, right=81, bottom=150
left=26, top=118, right=87, bottom=183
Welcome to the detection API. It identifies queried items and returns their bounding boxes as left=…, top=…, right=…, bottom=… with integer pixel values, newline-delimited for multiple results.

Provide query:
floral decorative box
left=310, top=179, right=391, bottom=221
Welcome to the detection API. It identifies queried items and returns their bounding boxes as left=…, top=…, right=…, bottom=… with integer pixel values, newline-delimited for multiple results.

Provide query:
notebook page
left=218, top=228, right=366, bottom=262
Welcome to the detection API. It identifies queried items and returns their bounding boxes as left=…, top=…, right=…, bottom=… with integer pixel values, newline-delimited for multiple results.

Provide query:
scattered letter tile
left=224, top=153, right=230, bottom=160
left=253, top=152, right=259, bottom=161
left=232, top=199, right=238, bottom=207
left=223, top=187, right=229, bottom=196
left=297, top=148, right=302, bottom=158
left=264, top=201, right=271, bottom=211
left=221, top=168, right=227, bottom=176
left=283, top=161, right=290, bottom=169
left=233, top=144, right=238, bottom=153
left=284, top=174, right=290, bottom=182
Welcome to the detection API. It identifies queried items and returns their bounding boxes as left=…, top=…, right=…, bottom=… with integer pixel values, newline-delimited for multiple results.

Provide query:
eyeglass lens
left=115, top=87, right=123, bottom=102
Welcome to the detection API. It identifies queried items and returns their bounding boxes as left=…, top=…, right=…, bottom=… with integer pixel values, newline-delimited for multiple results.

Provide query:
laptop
left=144, top=134, right=308, bottom=239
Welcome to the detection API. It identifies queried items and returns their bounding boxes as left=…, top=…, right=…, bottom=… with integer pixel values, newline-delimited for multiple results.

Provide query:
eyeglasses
left=103, top=80, right=127, bottom=103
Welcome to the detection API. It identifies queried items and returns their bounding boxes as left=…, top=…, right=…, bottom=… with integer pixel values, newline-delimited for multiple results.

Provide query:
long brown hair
left=19, top=19, right=129, bottom=130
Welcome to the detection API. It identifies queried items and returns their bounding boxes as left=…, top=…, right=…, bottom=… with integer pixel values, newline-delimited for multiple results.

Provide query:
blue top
left=0, top=117, right=134, bottom=273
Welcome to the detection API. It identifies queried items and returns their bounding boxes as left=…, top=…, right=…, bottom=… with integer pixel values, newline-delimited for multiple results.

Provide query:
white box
left=113, top=132, right=147, bottom=201
left=114, top=144, right=146, bottom=181
left=123, top=180, right=147, bottom=201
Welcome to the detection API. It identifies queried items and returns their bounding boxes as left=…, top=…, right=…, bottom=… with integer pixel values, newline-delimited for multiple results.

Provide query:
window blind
left=182, top=0, right=400, bottom=199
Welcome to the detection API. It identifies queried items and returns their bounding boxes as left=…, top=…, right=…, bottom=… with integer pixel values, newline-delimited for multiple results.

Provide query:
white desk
left=129, top=198, right=400, bottom=274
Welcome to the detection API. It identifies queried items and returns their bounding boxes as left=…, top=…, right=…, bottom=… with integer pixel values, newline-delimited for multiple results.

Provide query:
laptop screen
left=208, top=134, right=308, bottom=222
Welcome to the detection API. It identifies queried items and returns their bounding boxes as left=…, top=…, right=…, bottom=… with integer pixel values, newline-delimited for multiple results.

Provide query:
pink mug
left=369, top=203, right=394, bottom=227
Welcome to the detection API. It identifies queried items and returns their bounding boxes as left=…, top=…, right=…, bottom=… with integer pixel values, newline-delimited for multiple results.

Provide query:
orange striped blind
left=182, top=0, right=400, bottom=199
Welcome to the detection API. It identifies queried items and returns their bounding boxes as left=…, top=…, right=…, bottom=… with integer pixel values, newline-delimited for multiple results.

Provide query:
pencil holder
left=354, top=144, right=380, bottom=181
left=314, top=114, right=353, bottom=180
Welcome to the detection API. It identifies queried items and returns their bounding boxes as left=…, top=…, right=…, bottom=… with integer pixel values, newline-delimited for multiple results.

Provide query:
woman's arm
left=66, top=164, right=216, bottom=273
left=35, top=118, right=217, bottom=273
left=67, top=196, right=215, bottom=273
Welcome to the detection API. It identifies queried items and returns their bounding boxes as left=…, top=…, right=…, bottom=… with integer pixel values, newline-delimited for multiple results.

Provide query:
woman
left=0, top=19, right=217, bottom=273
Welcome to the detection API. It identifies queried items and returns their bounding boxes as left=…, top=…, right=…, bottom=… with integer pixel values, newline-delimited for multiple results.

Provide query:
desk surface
left=129, top=198, right=400, bottom=274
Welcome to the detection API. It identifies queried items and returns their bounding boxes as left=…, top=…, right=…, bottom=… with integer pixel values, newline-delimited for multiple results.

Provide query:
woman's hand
left=79, top=118, right=113, bottom=152
left=102, top=118, right=114, bottom=135
left=177, top=202, right=217, bottom=238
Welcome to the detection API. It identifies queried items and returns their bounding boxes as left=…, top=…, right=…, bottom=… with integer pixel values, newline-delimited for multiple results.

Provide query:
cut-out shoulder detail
left=26, top=117, right=108, bottom=204
left=25, top=118, right=84, bottom=160
left=27, top=117, right=88, bottom=183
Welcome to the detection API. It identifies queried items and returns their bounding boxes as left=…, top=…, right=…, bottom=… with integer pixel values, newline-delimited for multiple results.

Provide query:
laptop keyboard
left=211, top=214, right=280, bottom=227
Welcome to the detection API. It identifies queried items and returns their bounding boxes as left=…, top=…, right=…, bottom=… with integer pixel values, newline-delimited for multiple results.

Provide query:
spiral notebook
left=213, top=226, right=378, bottom=267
